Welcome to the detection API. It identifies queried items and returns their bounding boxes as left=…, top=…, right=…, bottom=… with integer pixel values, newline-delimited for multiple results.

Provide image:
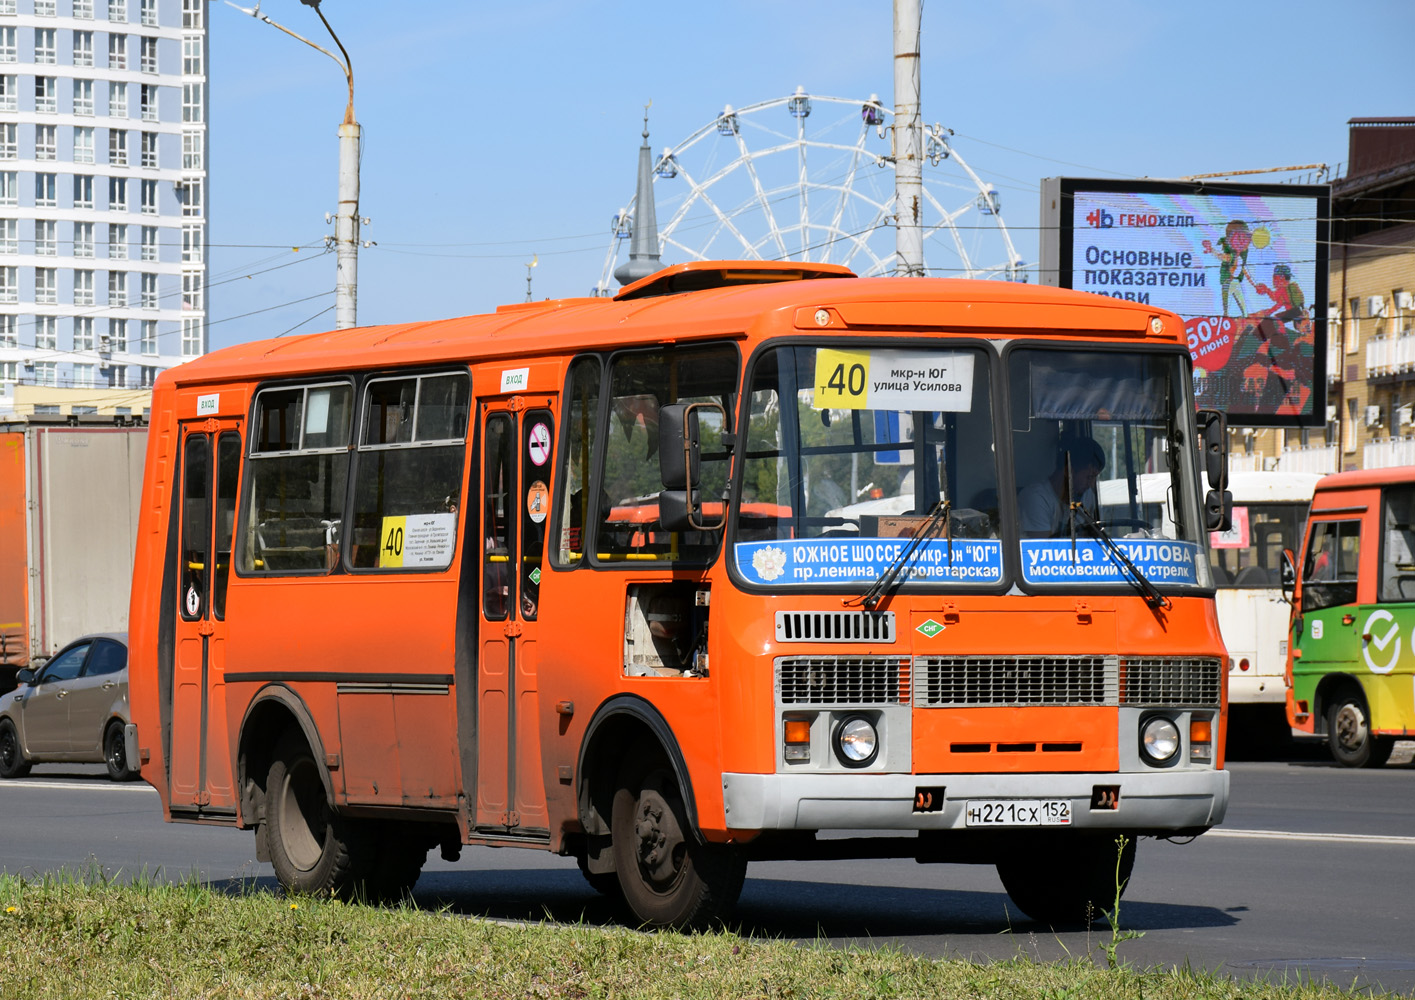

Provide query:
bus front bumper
left=721, top=768, right=1229, bottom=833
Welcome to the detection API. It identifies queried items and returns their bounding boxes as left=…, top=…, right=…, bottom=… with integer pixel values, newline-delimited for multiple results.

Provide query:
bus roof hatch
left=613, top=260, right=856, bottom=301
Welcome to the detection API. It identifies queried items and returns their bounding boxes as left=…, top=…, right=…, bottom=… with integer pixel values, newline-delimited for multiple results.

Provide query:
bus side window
left=553, top=356, right=602, bottom=567
left=1380, top=485, right=1415, bottom=602
left=1302, top=518, right=1361, bottom=612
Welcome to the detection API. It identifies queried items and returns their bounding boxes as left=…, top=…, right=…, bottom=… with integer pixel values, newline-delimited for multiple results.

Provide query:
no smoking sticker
left=528, top=422, right=551, bottom=466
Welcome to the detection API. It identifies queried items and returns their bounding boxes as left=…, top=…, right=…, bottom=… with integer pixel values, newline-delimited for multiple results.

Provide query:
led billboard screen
left=1040, top=178, right=1329, bottom=427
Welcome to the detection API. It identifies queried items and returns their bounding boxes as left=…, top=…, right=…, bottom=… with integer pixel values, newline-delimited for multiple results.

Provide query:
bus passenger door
left=475, top=401, right=553, bottom=837
left=169, top=421, right=242, bottom=815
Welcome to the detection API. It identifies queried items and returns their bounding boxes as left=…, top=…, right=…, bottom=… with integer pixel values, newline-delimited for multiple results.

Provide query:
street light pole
left=226, top=0, right=361, bottom=328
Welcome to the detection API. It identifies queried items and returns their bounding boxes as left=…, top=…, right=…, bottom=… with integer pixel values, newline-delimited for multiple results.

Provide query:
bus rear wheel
left=996, top=834, right=1135, bottom=926
left=1327, top=694, right=1393, bottom=768
left=610, top=752, right=745, bottom=930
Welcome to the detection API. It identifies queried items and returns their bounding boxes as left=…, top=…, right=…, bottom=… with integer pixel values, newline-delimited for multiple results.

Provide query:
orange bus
left=126, top=261, right=1231, bottom=928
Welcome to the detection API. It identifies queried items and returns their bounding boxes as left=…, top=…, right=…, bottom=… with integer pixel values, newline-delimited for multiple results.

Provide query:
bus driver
left=1020, top=437, right=1105, bottom=538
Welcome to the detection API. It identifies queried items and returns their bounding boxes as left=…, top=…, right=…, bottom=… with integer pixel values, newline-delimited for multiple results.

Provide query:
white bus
left=1100, top=471, right=1319, bottom=748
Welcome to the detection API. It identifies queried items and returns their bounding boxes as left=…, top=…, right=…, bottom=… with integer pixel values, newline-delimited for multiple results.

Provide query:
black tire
left=996, top=834, right=1136, bottom=926
left=610, top=749, right=745, bottom=930
left=576, top=850, right=623, bottom=898
left=1326, top=693, right=1394, bottom=769
left=104, top=720, right=137, bottom=781
left=0, top=719, right=30, bottom=779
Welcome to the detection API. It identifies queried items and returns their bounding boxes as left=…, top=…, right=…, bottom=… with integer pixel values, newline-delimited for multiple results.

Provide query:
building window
left=35, top=76, right=57, bottom=114
left=0, top=123, right=15, bottom=159
left=182, top=82, right=202, bottom=123
left=181, top=270, right=201, bottom=311
left=35, top=124, right=56, bottom=160
left=0, top=28, right=15, bottom=64
left=73, top=174, right=93, bottom=209
left=141, top=129, right=157, bottom=167
left=140, top=271, right=157, bottom=308
left=140, top=83, right=157, bottom=121
left=181, top=316, right=201, bottom=355
left=140, top=35, right=157, bottom=72
left=35, top=172, right=57, bottom=207
left=73, top=30, right=94, bottom=66
left=107, top=365, right=126, bottom=387
left=73, top=78, right=94, bottom=116
left=0, top=171, right=14, bottom=206
left=108, top=127, right=127, bottom=166
left=108, top=33, right=127, bottom=70
left=106, top=316, right=126, bottom=351
left=140, top=365, right=156, bottom=387
left=72, top=364, right=94, bottom=387
left=181, top=35, right=201, bottom=75
left=73, top=125, right=94, bottom=163
left=73, top=221, right=94, bottom=257
left=73, top=270, right=95, bottom=307
left=140, top=224, right=156, bottom=260
left=108, top=81, right=127, bottom=117
left=140, top=177, right=157, bottom=214
left=181, top=130, right=201, bottom=170
left=35, top=0, right=56, bottom=14
left=108, top=269, right=126, bottom=305
left=140, top=0, right=156, bottom=26
left=34, top=219, right=57, bottom=255
left=108, top=0, right=128, bottom=23
left=0, top=219, right=13, bottom=254
left=35, top=268, right=58, bottom=305
left=35, top=362, right=58, bottom=387
left=181, top=0, right=201, bottom=29
left=73, top=314, right=94, bottom=349
left=179, top=177, right=200, bottom=217
left=140, top=319, right=155, bottom=354
left=108, top=176, right=127, bottom=211
left=36, top=315, right=58, bottom=349
left=0, top=361, right=16, bottom=383
left=0, top=75, right=14, bottom=112
left=0, top=267, right=16, bottom=303
left=0, top=1, right=13, bottom=14
left=108, top=223, right=127, bottom=259
left=74, top=0, right=94, bottom=17
left=0, top=314, right=15, bottom=348
left=181, top=223, right=201, bottom=262
left=35, top=27, right=56, bottom=64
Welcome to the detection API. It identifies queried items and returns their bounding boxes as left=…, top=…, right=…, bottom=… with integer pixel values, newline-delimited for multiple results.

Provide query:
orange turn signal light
left=784, top=719, right=812, bottom=744
left=1190, top=718, right=1213, bottom=744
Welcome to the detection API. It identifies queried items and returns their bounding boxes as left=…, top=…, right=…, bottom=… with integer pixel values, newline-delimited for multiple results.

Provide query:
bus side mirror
left=1197, top=409, right=1228, bottom=493
left=1281, top=548, right=1297, bottom=604
left=659, top=401, right=726, bottom=532
left=1204, top=489, right=1232, bottom=532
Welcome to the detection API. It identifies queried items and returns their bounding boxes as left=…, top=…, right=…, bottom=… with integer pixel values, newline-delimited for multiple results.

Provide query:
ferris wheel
left=596, top=89, right=1026, bottom=294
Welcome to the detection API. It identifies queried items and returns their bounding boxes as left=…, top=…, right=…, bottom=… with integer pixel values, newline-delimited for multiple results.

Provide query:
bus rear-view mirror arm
left=660, top=401, right=728, bottom=533
left=1281, top=547, right=1297, bottom=605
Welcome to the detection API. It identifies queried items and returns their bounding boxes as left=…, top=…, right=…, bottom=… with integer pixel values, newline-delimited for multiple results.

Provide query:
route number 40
left=825, top=362, right=866, bottom=397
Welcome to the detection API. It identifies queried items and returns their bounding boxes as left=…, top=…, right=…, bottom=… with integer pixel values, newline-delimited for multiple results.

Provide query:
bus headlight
left=1140, top=716, right=1180, bottom=765
left=833, top=715, right=879, bottom=768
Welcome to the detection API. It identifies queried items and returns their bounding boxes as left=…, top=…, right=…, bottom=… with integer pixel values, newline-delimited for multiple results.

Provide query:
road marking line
left=0, top=780, right=156, bottom=793
left=1207, top=828, right=1415, bottom=846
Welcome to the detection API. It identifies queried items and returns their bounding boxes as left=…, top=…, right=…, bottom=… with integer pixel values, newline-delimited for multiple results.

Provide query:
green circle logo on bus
left=1362, top=610, right=1401, bottom=676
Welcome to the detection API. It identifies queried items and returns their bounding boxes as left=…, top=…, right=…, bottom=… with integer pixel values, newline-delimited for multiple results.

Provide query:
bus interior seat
left=1232, top=564, right=1273, bottom=586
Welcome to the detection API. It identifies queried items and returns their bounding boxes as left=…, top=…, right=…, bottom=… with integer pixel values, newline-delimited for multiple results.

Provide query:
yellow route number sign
left=813, top=349, right=974, bottom=412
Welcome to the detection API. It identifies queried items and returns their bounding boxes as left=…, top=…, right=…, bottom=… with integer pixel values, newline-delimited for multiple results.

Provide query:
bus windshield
left=733, top=342, right=1209, bottom=592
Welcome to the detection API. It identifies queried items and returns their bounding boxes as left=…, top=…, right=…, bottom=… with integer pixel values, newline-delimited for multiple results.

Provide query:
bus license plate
left=964, top=799, right=1071, bottom=827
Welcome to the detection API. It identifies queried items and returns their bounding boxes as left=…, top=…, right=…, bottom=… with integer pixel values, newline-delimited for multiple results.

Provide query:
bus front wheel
left=1327, top=694, right=1393, bottom=768
left=610, top=751, right=745, bottom=930
left=996, top=834, right=1136, bottom=926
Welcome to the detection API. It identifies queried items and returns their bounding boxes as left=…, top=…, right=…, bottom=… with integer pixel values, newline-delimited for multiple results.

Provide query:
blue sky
left=207, top=0, right=1415, bottom=349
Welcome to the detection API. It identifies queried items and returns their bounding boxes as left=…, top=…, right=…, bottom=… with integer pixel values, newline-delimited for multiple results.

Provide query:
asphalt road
left=3, top=751, right=1414, bottom=995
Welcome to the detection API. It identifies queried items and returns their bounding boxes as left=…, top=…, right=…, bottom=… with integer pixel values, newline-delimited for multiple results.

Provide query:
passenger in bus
left=1019, top=437, right=1104, bottom=537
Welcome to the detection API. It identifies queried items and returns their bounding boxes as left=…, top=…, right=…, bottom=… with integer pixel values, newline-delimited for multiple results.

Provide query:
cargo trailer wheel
left=0, top=719, right=30, bottom=779
left=104, top=721, right=137, bottom=781
left=265, top=732, right=369, bottom=899
left=996, top=834, right=1135, bottom=926
left=610, top=751, right=745, bottom=930
left=1327, top=694, right=1393, bottom=769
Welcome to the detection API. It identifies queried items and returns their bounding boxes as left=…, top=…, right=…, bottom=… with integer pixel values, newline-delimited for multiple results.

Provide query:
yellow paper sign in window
left=814, top=348, right=871, bottom=410
left=379, top=516, right=406, bottom=568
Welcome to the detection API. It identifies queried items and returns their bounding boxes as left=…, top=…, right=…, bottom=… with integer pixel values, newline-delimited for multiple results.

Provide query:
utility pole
left=227, top=0, right=360, bottom=328
left=893, top=0, right=924, bottom=276
left=525, top=254, right=537, bottom=302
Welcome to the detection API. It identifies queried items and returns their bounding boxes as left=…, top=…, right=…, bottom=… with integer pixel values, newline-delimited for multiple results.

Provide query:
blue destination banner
left=735, top=538, right=1004, bottom=586
left=1020, top=538, right=1200, bottom=585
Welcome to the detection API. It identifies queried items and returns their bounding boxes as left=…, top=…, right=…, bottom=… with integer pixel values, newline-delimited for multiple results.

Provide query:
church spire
left=613, top=103, right=662, bottom=287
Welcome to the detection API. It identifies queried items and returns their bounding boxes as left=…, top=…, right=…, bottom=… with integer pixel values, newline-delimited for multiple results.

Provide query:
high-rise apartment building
left=0, top=0, right=206, bottom=405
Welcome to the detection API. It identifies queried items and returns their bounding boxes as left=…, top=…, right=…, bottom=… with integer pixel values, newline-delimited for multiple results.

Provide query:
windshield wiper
left=845, top=497, right=952, bottom=610
left=1069, top=501, right=1171, bottom=611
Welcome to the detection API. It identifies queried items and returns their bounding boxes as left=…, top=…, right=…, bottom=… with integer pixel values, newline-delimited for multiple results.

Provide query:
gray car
left=0, top=633, right=135, bottom=782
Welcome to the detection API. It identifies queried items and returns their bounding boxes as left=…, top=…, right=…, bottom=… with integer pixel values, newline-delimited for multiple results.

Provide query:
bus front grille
left=914, top=655, right=1116, bottom=707
left=774, top=610, right=896, bottom=643
left=1118, top=657, right=1223, bottom=706
left=777, top=656, right=912, bottom=705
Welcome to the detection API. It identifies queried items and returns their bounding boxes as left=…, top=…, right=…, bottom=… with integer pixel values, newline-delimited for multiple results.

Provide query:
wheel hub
left=633, top=788, right=685, bottom=885
left=1334, top=703, right=1367, bottom=751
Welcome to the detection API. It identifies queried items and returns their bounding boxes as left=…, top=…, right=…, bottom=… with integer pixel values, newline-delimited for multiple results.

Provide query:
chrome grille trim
left=775, top=610, right=895, bottom=644
left=777, top=656, right=911, bottom=705
left=1119, top=657, right=1223, bottom=706
left=914, top=655, right=1118, bottom=707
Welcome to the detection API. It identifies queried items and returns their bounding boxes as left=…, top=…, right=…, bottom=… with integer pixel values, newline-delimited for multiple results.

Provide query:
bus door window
left=484, top=414, right=515, bottom=619
left=1380, top=485, right=1415, bottom=602
left=520, top=411, right=553, bottom=619
left=552, top=356, right=602, bottom=566
left=181, top=434, right=210, bottom=620
left=1302, top=518, right=1361, bottom=611
left=213, top=432, right=240, bottom=619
